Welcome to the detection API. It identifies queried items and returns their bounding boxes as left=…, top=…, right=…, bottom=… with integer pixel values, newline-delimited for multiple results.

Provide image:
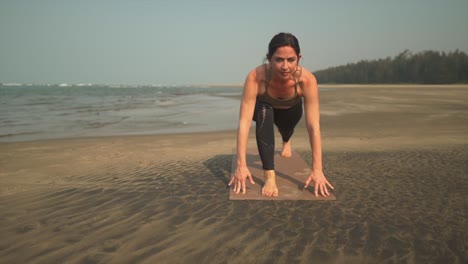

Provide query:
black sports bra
left=257, top=64, right=302, bottom=109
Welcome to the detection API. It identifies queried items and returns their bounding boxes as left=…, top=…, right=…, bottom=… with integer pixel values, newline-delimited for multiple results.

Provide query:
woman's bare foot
left=262, top=170, right=278, bottom=197
left=281, top=141, right=292, bottom=157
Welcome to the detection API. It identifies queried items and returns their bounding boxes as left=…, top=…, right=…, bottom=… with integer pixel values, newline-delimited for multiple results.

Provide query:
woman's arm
left=303, top=73, right=322, bottom=170
left=228, top=70, right=258, bottom=194
left=302, top=72, right=334, bottom=197
left=236, top=71, right=258, bottom=167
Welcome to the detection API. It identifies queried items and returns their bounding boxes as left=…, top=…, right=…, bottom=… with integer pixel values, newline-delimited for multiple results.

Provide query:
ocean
left=0, top=85, right=243, bottom=142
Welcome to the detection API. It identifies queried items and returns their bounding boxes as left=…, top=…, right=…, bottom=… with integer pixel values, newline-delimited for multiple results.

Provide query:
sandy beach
left=0, top=86, right=467, bottom=263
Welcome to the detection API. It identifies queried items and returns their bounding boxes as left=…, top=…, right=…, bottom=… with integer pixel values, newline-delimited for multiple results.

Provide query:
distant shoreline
left=198, top=84, right=243, bottom=88
left=2, top=83, right=467, bottom=89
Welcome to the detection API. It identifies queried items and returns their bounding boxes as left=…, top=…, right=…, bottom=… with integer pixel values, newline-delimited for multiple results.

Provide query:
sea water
left=0, top=85, right=242, bottom=142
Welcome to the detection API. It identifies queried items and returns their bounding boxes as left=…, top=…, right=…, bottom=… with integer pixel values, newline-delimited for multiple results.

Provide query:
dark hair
left=266, top=32, right=301, bottom=60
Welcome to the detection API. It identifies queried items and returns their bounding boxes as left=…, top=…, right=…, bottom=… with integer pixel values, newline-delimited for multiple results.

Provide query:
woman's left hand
left=304, top=170, right=334, bottom=197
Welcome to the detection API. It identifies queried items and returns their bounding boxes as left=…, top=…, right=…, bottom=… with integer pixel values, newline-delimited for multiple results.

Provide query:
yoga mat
left=229, top=148, right=336, bottom=200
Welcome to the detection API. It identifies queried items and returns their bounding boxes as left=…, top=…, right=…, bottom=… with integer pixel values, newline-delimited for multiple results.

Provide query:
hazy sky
left=1, top=0, right=467, bottom=85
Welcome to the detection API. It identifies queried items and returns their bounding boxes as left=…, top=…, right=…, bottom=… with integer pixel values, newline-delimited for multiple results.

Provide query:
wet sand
left=1, top=86, right=467, bottom=263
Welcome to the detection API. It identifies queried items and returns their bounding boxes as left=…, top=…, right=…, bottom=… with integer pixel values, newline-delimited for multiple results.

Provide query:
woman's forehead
left=273, top=46, right=297, bottom=57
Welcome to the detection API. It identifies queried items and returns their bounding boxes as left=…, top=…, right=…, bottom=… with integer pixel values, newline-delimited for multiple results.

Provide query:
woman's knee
left=254, top=101, right=274, bottom=123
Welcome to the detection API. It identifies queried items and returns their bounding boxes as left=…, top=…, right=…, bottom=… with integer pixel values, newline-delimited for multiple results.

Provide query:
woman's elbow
left=307, top=123, right=321, bottom=134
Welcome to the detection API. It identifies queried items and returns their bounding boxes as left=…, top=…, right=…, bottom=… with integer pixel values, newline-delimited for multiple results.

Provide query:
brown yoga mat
left=229, top=148, right=336, bottom=200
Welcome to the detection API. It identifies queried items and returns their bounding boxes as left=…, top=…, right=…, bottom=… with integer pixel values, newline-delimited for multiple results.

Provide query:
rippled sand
left=1, top=86, right=467, bottom=263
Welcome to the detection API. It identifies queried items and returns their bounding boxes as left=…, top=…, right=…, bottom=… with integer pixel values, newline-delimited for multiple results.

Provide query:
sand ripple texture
left=0, top=146, right=467, bottom=264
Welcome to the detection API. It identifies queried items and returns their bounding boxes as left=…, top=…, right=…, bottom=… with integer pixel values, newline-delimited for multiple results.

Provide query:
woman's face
left=269, top=46, right=301, bottom=80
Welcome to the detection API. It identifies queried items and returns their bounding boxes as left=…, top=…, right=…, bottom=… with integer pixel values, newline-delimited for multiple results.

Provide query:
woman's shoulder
left=297, top=67, right=318, bottom=96
left=297, top=67, right=317, bottom=88
left=246, top=64, right=268, bottom=83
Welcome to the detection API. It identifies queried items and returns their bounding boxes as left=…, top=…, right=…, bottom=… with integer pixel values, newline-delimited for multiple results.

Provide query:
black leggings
left=252, top=99, right=303, bottom=170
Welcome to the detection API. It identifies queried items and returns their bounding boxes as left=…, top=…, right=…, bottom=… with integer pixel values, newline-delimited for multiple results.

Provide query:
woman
left=228, top=32, right=334, bottom=197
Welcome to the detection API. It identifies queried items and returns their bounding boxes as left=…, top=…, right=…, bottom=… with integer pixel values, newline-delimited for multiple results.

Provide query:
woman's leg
left=253, top=100, right=278, bottom=197
left=253, top=100, right=275, bottom=170
left=274, top=102, right=303, bottom=157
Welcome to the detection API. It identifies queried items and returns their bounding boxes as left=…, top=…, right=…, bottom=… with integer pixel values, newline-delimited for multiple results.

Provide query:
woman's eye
left=288, top=58, right=296, bottom=62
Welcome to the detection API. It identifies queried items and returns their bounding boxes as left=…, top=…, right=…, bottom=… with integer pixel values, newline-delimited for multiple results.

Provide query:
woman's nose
left=281, top=62, right=288, bottom=70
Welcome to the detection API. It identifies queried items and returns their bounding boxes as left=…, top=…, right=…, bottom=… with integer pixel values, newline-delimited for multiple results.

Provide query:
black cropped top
left=257, top=64, right=302, bottom=109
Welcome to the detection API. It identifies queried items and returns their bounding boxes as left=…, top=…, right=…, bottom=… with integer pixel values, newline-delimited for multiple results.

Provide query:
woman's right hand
left=228, top=165, right=255, bottom=194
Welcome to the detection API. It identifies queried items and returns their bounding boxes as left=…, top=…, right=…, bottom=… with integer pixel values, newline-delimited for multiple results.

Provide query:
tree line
left=314, top=49, right=468, bottom=84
